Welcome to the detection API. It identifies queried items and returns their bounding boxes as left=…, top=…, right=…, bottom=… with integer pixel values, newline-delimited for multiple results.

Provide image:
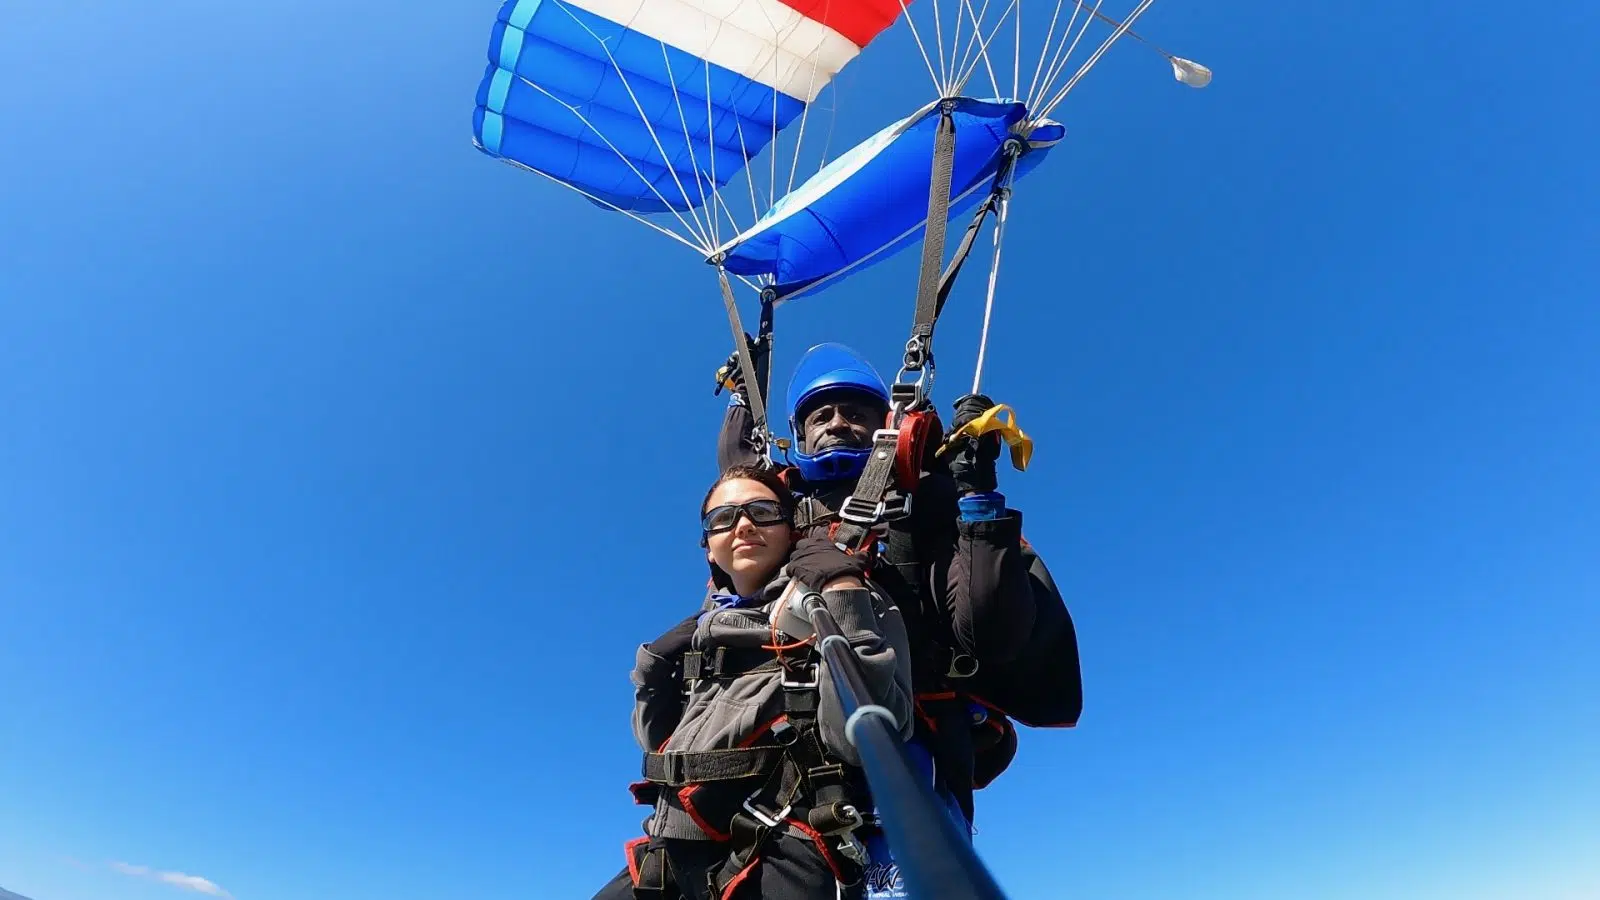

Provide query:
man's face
left=797, top=390, right=888, bottom=455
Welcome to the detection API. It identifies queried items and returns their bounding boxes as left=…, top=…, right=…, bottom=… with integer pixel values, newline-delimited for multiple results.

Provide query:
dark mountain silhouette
left=1, top=886, right=37, bottom=900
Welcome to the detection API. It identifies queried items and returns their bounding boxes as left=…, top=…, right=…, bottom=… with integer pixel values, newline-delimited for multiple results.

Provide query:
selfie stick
left=792, top=587, right=1009, bottom=900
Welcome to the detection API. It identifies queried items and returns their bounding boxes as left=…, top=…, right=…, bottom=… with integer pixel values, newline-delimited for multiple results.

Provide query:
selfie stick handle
left=794, top=588, right=1009, bottom=900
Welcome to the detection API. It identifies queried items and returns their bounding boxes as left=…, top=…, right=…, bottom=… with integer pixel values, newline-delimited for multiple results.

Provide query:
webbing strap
left=794, top=496, right=838, bottom=531
left=933, top=144, right=1018, bottom=319
left=643, top=747, right=786, bottom=786
left=830, top=428, right=903, bottom=550
left=829, top=105, right=958, bottom=552
left=717, top=269, right=770, bottom=451
left=904, top=103, right=960, bottom=376
left=683, top=647, right=784, bottom=683
left=755, top=296, right=775, bottom=422
left=709, top=812, right=772, bottom=898
left=627, top=838, right=673, bottom=899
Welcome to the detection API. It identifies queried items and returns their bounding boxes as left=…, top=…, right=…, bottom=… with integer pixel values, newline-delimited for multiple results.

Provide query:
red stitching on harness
left=624, top=836, right=648, bottom=885
left=785, top=816, right=847, bottom=885
left=718, top=855, right=760, bottom=900
left=679, top=785, right=732, bottom=842
left=740, top=715, right=788, bottom=747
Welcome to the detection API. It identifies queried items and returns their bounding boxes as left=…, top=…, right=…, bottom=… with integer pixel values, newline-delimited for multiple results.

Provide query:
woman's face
left=703, top=478, right=793, bottom=594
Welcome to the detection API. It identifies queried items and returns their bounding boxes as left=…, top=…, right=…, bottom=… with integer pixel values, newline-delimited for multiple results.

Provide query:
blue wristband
left=958, top=491, right=1006, bottom=521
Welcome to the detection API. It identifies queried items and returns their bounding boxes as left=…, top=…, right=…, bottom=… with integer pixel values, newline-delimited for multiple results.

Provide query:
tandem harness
left=625, top=639, right=875, bottom=899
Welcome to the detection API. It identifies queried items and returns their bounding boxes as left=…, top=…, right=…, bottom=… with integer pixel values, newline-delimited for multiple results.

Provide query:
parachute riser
left=892, top=99, right=962, bottom=427
left=903, top=134, right=1026, bottom=414
left=713, top=262, right=778, bottom=465
left=752, top=289, right=779, bottom=463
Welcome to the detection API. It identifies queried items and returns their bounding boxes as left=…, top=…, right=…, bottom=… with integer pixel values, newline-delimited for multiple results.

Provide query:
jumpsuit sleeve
left=717, top=398, right=763, bottom=472
left=918, top=473, right=1038, bottom=665
left=629, top=644, right=684, bottom=752
left=814, top=586, right=916, bottom=767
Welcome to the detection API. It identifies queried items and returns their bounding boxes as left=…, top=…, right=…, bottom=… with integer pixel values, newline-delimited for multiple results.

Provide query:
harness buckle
left=870, top=425, right=903, bottom=445
left=836, top=832, right=869, bottom=866
left=889, top=380, right=925, bottom=412
left=879, top=491, right=913, bottom=522
left=837, top=494, right=887, bottom=526
left=741, top=795, right=793, bottom=829
left=780, top=662, right=819, bottom=690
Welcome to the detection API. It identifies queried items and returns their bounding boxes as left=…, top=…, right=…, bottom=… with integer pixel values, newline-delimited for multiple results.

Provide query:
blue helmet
left=785, top=343, right=891, bottom=483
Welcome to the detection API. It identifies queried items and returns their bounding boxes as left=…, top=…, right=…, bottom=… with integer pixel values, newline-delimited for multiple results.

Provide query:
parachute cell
left=715, top=98, right=1063, bottom=301
left=472, top=0, right=904, bottom=213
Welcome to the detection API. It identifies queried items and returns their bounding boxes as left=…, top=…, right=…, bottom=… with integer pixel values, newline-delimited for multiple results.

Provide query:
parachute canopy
left=715, top=97, right=1063, bottom=302
left=472, top=0, right=903, bottom=214
left=470, top=0, right=1209, bottom=310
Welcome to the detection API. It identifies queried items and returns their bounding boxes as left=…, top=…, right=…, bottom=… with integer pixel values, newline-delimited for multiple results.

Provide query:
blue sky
left=2, top=1, right=1597, bottom=898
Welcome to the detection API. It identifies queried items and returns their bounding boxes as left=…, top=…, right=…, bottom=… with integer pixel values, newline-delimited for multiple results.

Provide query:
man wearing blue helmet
left=780, top=342, right=896, bottom=484
left=714, top=341, right=1083, bottom=837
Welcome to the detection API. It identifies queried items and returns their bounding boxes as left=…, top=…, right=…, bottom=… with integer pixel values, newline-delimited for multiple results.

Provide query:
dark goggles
left=701, top=499, right=789, bottom=535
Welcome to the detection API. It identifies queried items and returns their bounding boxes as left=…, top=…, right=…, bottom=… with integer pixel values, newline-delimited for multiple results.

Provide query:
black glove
left=712, top=333, right=759, bottom=397
left=646, top=613, right=699, bottom=661
left=786, top=535, right=867, bottom=590
left=948, top=393, right=1001, bottom=494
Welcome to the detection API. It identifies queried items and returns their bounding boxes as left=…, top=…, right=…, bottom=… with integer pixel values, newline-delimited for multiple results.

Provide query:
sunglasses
left=701, top=499, right=789, bottom=535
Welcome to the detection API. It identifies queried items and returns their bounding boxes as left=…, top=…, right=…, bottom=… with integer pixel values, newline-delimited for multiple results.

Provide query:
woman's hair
left=700, top=463, right=796, bottom=521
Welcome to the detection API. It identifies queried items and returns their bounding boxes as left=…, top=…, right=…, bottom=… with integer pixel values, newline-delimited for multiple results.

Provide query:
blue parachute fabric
left=472, top=0, right=804, bottom=214
left=716, top=97, right=1064, bottom=300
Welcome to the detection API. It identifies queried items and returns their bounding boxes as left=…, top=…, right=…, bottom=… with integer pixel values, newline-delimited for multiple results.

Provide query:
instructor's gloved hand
left=646, top=613, right=699, bottom=662
left=948, top=393, right=1002, bottom=494
left=712, top=332, right=760, bottom=397
left=786, top=535, right=867, bottom=591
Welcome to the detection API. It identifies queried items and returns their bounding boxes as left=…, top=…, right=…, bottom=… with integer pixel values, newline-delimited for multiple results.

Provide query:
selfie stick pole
left=795, top=590, right=1009, bottom=900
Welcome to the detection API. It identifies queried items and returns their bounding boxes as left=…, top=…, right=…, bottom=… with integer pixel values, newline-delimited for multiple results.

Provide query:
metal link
left=742, top=795, right=794, bottom=829
left=837, top=495, right=888, bottom=526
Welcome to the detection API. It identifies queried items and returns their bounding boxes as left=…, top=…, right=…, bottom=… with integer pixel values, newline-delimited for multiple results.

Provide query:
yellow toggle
left=941, top=403, right=1034, bottom=471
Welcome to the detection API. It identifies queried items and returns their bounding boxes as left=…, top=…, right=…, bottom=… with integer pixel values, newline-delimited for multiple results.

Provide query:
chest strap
left=682, top=647, right=784, bottom=685
left=642, top=747, right=785, bottom=786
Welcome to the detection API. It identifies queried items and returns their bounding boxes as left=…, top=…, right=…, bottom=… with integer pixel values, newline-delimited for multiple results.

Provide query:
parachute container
left=715, top=98, right=1064, bottom=301
left=472, top=0, right=903, bottom=213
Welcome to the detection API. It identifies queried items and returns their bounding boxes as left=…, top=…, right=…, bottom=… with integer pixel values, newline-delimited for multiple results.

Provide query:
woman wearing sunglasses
left=594, top=464, right=914, bottom=900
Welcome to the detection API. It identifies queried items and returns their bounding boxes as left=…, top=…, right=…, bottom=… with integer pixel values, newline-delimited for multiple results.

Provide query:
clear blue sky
left=2, top=1, right=1597, bottom=899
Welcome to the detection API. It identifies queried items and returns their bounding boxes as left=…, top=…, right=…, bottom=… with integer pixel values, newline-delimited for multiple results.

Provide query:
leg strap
left=626, top=837, right=677, bottom=900
left=707, top=811, right=774, bottom=899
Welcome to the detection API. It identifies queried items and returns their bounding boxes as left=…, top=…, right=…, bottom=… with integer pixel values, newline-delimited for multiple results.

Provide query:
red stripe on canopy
left=773, top=0, right=907, bottom=50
